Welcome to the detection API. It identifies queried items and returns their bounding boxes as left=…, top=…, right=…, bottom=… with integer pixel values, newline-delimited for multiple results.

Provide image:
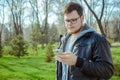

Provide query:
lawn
left=0, top=56, right=55, bottom=80
left=0, top=47, right=120, bottom=80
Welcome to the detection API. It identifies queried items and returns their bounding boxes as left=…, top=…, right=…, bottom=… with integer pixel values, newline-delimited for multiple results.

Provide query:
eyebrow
left=65, top=17, right=79, bottom=21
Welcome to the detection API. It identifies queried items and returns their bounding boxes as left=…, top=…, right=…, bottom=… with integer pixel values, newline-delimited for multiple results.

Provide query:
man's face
left=64, top=10, right=84, bottom=34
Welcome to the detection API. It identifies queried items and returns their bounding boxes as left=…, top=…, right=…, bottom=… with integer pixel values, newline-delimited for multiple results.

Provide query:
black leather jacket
left=56, top=24, right=114, bottom=80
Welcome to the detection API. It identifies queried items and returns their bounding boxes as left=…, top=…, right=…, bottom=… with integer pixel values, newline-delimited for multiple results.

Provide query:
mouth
left=67, top=28, right=74, bottom=32
left=67, top=26, right=74, bottom=29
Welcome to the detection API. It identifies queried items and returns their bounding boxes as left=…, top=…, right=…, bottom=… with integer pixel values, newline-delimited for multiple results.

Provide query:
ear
left=81, top=15, right=84, bottom=22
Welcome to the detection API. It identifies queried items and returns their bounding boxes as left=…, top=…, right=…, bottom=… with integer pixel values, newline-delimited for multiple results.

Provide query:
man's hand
left=55, top=52, right=77, bottom=66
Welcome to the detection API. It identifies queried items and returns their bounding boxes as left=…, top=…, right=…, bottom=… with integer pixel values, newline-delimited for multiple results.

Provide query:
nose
left=67, top=21, right=73, bottom=26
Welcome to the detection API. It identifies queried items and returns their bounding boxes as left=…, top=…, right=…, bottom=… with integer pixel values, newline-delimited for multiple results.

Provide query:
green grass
left=0, top=46, right=120, bottom=80
left=111, top=47, right=120, bottom=65
left=110, top=76, right=120, bottom=80
left=0, top=56, right=55, bottom=80
left=110, top=47, right=120, bottom=80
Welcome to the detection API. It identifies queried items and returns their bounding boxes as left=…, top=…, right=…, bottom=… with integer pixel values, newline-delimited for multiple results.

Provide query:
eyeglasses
left=64, top=17, right=80, bottom=24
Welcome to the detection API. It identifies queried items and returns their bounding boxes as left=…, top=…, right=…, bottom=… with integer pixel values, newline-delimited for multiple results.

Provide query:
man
left=55, top=2, right=114, bottom=80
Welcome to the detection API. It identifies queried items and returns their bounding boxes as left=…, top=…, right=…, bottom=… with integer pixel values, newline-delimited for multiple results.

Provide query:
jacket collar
left=61, top=23, right=95, bottom=41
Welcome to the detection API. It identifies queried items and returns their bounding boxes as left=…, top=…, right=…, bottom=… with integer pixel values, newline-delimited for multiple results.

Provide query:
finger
left=55, top=56, right=63, bottom=62
left=64, top=52, right=70, bottom=54
left=58, top=55, right=69, bottom=59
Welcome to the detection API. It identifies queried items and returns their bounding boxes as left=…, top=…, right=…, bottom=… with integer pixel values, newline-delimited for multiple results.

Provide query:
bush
left=9, top=35, right=28, bottom=58
left=45, top=43, right=54, bottom=62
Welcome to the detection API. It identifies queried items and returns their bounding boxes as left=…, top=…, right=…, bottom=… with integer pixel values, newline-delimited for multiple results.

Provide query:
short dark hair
left=63, top=2, right=83, bottom=16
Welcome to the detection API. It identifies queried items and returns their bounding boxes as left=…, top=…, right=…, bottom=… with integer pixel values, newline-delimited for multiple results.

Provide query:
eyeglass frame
left=64, top=16, right=80, bottom=24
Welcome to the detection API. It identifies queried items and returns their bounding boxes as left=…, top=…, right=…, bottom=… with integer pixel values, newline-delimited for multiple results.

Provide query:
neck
left=71, top=33, right=79, bottom=37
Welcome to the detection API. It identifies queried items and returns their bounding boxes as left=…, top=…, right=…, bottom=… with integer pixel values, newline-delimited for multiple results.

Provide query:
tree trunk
left=84, top=0, right=106, bottom=37
left=0, top=36, right=2, bottom=57
left=44, top=0, right=49, bottom=45
left=97, top=20, right=106, bottom=37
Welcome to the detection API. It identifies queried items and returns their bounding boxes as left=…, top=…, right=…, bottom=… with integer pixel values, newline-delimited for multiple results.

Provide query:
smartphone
left=53, top=49, right=63, bottom=55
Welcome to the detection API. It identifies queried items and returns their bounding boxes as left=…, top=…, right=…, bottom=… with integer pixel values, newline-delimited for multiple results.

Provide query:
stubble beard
left=69, top=26, right=83, bottom=34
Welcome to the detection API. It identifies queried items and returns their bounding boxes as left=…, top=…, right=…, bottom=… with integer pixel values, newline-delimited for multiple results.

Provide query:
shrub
left=45, top=43, right=54, bottom=62
left=9, top=35, right=28, bottom=58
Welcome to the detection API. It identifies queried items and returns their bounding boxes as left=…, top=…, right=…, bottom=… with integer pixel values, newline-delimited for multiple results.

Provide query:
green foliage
left=30, top=25, right=41, bottom=45
left=3, top=31, right=12, bottom=46
left=2, top=46, right=11, bottom=55
left=45, top=43, right=54, bottom=62
left=30, top=23, right=44, bottom=46
left=30, top=23, right=45, bottom=50
left=8, top=35, right=28, bottom=58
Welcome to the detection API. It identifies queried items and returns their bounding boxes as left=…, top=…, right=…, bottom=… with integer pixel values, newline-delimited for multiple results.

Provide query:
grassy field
left=0, top=56, right=55, bottom=80
left=0, top=47, right=120, bottom=80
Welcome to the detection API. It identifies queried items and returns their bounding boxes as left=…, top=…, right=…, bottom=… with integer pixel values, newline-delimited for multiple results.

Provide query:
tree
left=43, top=0, right=51, bottom=45
left=29, top=0, right=45, bottom=49
left=103, top=0, right=120, bottom=41
left=9, top=35, right=28, bottom=58
left=6, top=0, right=26, bottom=35
left=103, top=0, right=115, bottom=37
left=29, top=0, right=41, bottom=31
left=84, top=0, right=106, bottom=36
left=114, top=0, right=120, bottom=41
left=30, top=23, right=42, bottom=55
left=29, top=0, right=52, bottom=47
left=52, top=0, right=71, bottom=35
left=0, top=0, right=5, bottom=57
left=48, top=23, right=59, bottom=43
left=6, top=0, right=29, bottom=57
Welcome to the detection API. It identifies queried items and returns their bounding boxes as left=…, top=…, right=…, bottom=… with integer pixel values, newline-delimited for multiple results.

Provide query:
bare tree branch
left=100, top=0, right=104, bottom=20
left=84, top=0, right=99, bottom=21
left=83, top=0, right=106, bottom=36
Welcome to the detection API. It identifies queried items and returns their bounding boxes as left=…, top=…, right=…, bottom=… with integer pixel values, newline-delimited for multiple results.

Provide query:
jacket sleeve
left=75, top=35, right=114, bottom=79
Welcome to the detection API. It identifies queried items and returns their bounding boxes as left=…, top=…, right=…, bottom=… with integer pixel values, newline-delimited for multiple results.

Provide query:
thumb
left=64, top=52, right=72, bottom=54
